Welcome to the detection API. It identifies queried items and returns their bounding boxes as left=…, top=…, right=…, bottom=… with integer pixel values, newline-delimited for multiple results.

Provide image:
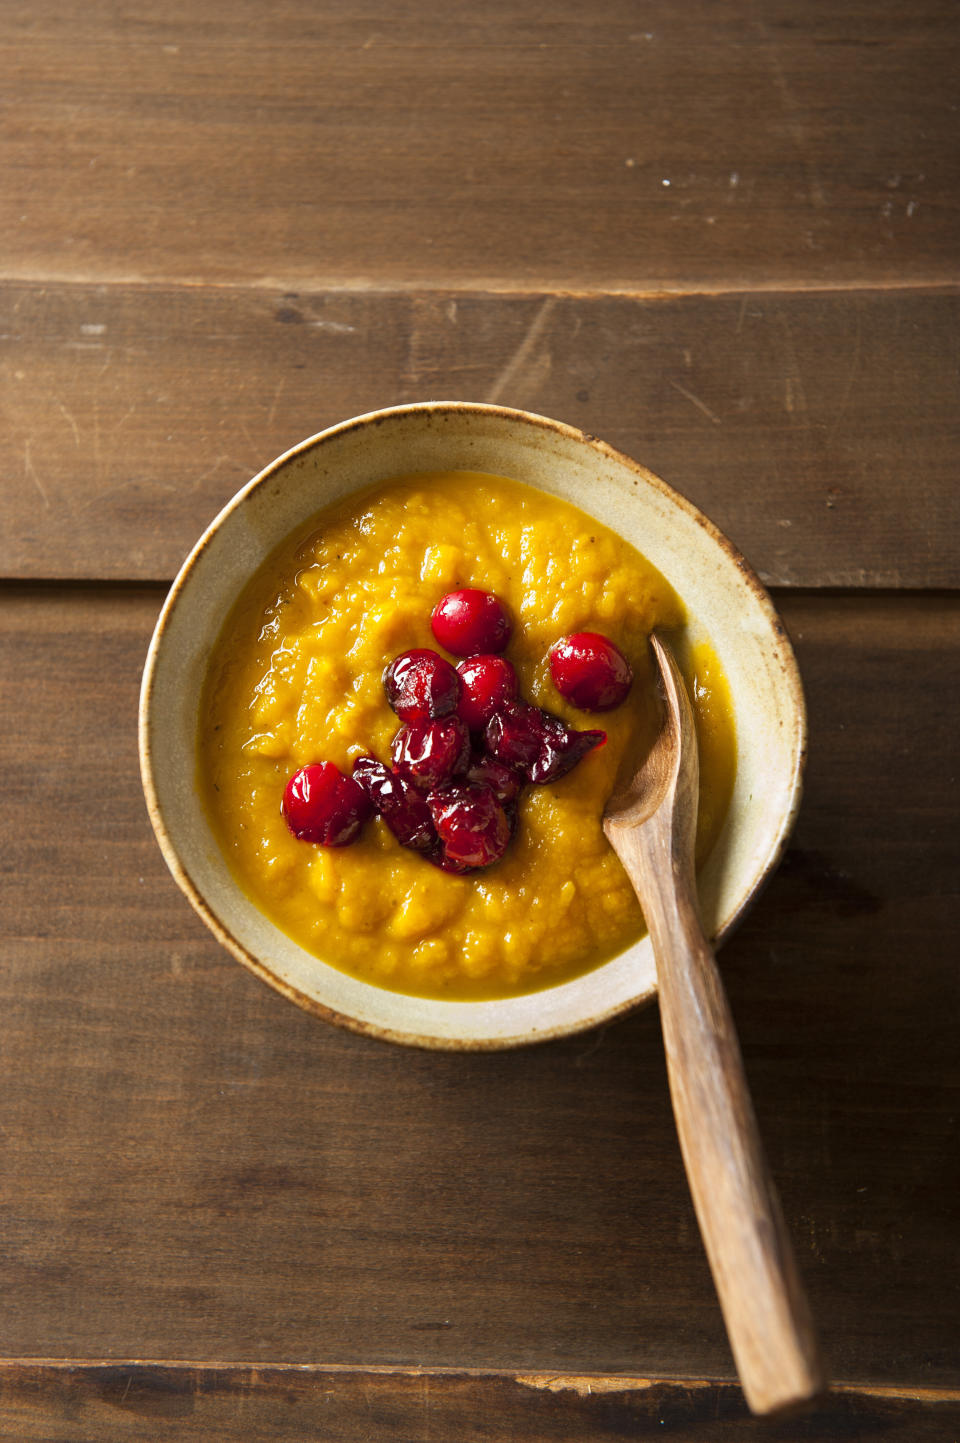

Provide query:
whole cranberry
left=383, top=648, right=461, bottom=721
left=283, top=762, right=373, bottom=846
left=431, top=589, right=512, bottom=656
left=425, top=845, right=477, bottom=876
left=485, top=701, right=605, bottom=784
left=391, top=717, right=471, bottom=791
left=427, top=784, right=512, bottom=870
left=352, top=756, right=437, bottom=852
left=463, top=751, right=524, bottom=805
left=456, top=654, right=518, bottom=730
left=548, top=632, right=633, bottom=711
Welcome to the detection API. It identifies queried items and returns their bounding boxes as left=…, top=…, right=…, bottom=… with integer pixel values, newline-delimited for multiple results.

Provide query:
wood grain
left=2, top=0, right=958, bottom=293
left=2, top=283, right=958, bottom=585
left=2, top=1364, right=960, bottom=1441
left=1, top=588, right=957, bottom=1384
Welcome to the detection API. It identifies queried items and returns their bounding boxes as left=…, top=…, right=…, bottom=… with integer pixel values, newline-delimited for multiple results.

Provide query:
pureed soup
left=198, top=471, right=736, bottom=1000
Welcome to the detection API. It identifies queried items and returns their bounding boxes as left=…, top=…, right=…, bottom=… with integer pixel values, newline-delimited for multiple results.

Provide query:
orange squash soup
left=198, top=471, right=736, bottom=999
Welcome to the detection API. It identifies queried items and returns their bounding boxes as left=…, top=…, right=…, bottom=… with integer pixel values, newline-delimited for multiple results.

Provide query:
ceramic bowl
left=139, top=402, right=805, bottom=1050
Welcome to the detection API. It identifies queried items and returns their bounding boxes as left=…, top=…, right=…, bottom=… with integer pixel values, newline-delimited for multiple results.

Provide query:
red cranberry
left=463, top=751, right=524, bottom=805
left=483, top=700, right=544, bottom=773
left=548, top=632, right=633, bottom=711
left=383, top=648, right=461, bottom=721
left=431, top=589, right=512, bottom=656
left=424, top=845, right=477, bottom=876
left=352, top=756, right=437, bottom=852
left=528, top=714, right=606, bottom=784
left=391, top=717, right=471, bottom=791
left=427, top=784, right=511, bottom=870
left=351, top=755, right=393, bottom=805
left=283, top=762, right=373, bottom=846
left=485, top=701, right=605, bottom=784
left=456, top=654, right=518, bottom=730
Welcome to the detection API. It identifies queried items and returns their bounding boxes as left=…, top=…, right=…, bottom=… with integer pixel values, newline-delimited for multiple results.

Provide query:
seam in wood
left=1, top=274, right=959, bottom=303
left=0, top=1361, right=958, bottom=1403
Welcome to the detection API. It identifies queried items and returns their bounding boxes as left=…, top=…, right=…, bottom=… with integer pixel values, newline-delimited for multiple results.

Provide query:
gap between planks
left=2, top=273, right=960, bottom=304
left=1, top=1360, right=959, bottom=1404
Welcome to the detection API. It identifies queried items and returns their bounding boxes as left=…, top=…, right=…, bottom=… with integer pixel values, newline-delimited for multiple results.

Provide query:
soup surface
left=199, top=471, right=736, bottom=999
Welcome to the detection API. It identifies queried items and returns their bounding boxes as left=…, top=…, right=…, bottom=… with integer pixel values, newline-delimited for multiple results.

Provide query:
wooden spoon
left=602, top=632, right=825, bottom=1417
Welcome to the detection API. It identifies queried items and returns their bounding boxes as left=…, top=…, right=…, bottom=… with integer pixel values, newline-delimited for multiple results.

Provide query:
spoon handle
left=620, top=829, right=825, bottom=1415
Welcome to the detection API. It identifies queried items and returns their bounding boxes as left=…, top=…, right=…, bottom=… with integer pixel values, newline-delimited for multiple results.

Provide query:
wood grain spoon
left=602, top=631, right=825, bottom=1417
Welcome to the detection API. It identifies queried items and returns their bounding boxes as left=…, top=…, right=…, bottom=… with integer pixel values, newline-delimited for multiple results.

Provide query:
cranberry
left=485, top=701, right=605, bottom=784
left=283, top=762, right=373, bottom=846
left=351, top=755, right=393, bottom=805
left=383, top=648, right=461, bottom=721
left=548, top=632, right=633, bottom=711
left=463, top=750, right=524, bottom=805
left=424, top=845, right=477, bottom=876
left=427, top=784, right=512, bottom=870
left=528, top=714, right=606, bottom=784
left=431, top=589, right=512, bottom=656
left=483, top=700, right=544, bottom=773
left=391, top=717, right=471, bottom=790
left=455, top=654, right=518, bottom=730
left=352, top=756, right=437, bottom=852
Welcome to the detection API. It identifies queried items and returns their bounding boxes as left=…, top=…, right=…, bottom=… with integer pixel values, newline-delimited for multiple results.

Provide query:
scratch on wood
left=775, top=307, right=811, bottom=427
left=56, top=399, right=81, bottom=447
left=826, top=308, right=863, bottom=442
left=77, top=478, right=175, bottom=512
left=669, top=379, right=722, bottom=425
left=23, top=440, right=51, bottom=509
left=266, top=377, right=286, bottom=426
left=757, top=21, right=827, bottom=210
left=486, top=296, right=557, bottom=403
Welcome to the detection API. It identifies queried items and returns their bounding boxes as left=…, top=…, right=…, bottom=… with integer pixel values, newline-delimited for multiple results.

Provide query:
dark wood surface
left=4, top=284, right=959, bottom=587
left=2, top=1, right=958, bottom=1437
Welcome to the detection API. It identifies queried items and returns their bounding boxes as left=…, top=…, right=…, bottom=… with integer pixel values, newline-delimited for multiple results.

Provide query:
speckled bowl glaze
left=139, top=402, right=805, bottom=1050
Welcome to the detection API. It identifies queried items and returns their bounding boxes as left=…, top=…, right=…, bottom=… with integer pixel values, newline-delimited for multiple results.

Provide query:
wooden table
left=2, top=3, right=958, bottom=1437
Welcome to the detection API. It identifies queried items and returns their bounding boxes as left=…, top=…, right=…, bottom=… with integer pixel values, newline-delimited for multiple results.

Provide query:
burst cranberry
left=383, top=648, right=461, bottom=721
left=528, top=714, right=606, bottom=784
left=431, top=589, right=512, bottom=656
left=391, top=717, right=471, bottom=790
left=485, top=701, right=605, bottom=784
left=282, top=762, right=372, bottom=846
left=351, top=755, right=393, bottom=806
left=456, top=654, right=518, bottom=730
left=548, top=632, right=633, bottom=711
left=483, top=700, right=544, bottom=773
left=463, top=751, right=524, bottom=805
left=352, top=756, right=437, bottom=852
left=427, top=784, right=511, bottom=870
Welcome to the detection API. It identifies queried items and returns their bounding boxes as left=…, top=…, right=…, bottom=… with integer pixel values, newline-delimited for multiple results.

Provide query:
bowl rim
left=139, top=400, right=807, bottom=1049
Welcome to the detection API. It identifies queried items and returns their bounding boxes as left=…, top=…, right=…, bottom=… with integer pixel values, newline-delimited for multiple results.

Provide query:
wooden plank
left=2, top=1363, right=960, bottom=1441
left=1, top=589, right=958, bottom=1383
left=2, top=283, right=958, bottom=586
left=2, top=0, right=957, bottom=293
